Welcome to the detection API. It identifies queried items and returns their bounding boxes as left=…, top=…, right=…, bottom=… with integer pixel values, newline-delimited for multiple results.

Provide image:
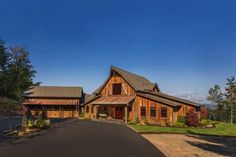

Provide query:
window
left=161, top=107, right=167, bottom=118
left=141, top=106, right=146, bottom=116
left=113, top=83, right=122, bottom=95
left=150, top=107, right=156, bottom=117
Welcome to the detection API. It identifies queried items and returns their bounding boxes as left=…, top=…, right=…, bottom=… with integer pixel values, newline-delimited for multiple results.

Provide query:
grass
left=129, top=122, right=236, bottom=137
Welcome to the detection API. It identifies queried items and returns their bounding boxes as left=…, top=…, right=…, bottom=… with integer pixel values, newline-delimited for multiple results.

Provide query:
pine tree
left=225, top=77, right=236, bottom=124
left=207, top=84, right=224, bottom=121
left=7, top=46, right=36, bottom=100
left=0, top=40, right=10, bottom=97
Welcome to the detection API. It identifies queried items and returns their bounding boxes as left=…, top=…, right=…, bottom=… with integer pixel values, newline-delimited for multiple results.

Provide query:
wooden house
left=82, top=66, right=201, bottom=125
left=23, top=86, right=84, bottom=118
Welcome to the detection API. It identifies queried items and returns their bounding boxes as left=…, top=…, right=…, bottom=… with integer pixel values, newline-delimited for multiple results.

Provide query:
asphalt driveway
left=0, top=116, right=22, bottom=132
left=0, top=120, right=165, bottom=157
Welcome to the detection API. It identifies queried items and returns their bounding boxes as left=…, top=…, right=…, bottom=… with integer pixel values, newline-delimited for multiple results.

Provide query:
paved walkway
left=143, top=134, right=236, bottom=157
left=0, top=120, right=165, bottom=157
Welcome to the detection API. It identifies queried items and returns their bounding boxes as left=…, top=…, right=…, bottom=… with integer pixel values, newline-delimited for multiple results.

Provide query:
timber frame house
left=82, top=66, right=201, bottom=125
left=23, top=86, right=84, bottom=118
left=23, top=66, right=201, bottom=125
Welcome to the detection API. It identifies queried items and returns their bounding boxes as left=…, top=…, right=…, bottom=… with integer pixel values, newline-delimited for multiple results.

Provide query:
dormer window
left=113, top=83, right=121, bottom=95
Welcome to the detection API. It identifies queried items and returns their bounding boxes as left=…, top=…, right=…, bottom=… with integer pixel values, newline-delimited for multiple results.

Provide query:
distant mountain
left=167, top=92, right=216, bottom=109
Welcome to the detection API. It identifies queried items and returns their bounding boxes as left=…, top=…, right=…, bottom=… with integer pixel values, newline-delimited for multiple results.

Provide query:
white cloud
left=167, top=92, right=210, bottom=104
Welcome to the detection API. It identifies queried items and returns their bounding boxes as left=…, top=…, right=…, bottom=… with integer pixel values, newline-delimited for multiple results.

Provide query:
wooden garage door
left=47, top=110, right=60, bottom=118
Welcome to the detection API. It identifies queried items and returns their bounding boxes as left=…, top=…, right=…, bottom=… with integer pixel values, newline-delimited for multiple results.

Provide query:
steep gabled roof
left=92, top=66, right=200, bottom=107
left=24, top=86, right=83, bottom=98
left=93, top=66, right=160, bottom=94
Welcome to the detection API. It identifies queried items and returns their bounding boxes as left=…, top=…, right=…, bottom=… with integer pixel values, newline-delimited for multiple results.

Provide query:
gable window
left=150, top=107, right=156, bottom=117
left=113, top=83, right=122, bottom=95
left=161, top=107, right=167, bottom=118
left=141, top=106, right=146, bottom=116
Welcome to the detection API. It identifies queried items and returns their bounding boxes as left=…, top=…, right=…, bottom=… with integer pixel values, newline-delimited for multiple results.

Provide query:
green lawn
left=129, top=122, right=236, bottom=137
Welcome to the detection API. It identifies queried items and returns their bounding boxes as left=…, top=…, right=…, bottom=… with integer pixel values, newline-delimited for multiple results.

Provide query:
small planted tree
left=185, top=109, right=199, bottom=127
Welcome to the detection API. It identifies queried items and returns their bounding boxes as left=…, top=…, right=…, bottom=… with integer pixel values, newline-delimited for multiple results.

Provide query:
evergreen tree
left=7, top=46, right=36, bottom=100
left=207, top=84, right=225, bottom=121
left=208, top=78, right=236, bottom=124
left=225, top=77, right=236, bottom=124
left=0, top=40, right=10, bottom=97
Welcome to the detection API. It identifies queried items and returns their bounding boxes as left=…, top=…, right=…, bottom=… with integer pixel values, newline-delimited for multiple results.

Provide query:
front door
left=115, top=106, right=124, bottom=119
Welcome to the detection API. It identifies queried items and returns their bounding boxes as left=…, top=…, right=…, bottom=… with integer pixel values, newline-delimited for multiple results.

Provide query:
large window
left=141, top=106, right=146, bottom=116
left=113, top=83, right=122, bottom=95
left=161, top=107, right=167, bottom=118
left=150, top=107, right=156, bottom=117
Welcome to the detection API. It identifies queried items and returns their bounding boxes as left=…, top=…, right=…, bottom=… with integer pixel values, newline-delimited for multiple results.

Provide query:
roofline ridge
left=35, top=85, right=83, bottom=88
left=111, top=66, right=151, bottom=81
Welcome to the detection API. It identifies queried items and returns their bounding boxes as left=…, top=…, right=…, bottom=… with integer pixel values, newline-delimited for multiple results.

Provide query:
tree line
left=208, top=77, right=236, bottom=124
left=0, top=40, right=37, bottom=101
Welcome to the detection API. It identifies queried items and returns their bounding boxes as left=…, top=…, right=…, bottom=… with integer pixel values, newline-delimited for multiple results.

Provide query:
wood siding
left=25, top=98, right=80, bottom=118
left=130, top=96, right=199, bottom=126
left=100, top=75, right=135, bottom=97
left=84, top=71, right=200, bottom=125
left=131, top=96, right=173, bottom=126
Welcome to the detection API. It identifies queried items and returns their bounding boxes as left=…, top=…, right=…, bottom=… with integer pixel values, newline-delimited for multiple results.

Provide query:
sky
left=1, top=0, right=236, bottom=103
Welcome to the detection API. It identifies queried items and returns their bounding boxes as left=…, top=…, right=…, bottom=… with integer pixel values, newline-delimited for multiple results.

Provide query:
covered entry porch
left=89, top=96, right=135, bottom=123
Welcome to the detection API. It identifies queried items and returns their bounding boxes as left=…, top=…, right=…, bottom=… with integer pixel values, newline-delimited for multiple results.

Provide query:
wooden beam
left=125, top=106, right=128, bottom=124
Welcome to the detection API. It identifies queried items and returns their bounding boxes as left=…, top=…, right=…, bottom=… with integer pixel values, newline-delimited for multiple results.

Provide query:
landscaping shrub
left=33, top=118, right=50, bottom=129
left=18, top=117, right=50, bottom=137
left=142, top=118, right=149, bottom=125
left=173, top=121, right=186, bottom=128
left=84, top=113, right=91, bottom=120
left=177, top=116, right=186, bottom=123
left=25, top=119, right=33, bottom=128
left=130, top=115, right=139, bottom=125
left=79, top=111, right=85, bottom=119
left=200, top=118, right=215, bottom=127
left=185, top=109, right=200, bottom=127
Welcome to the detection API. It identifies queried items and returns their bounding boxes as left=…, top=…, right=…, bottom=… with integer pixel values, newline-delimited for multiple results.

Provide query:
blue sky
left=1, top=0, right=236, bottom=102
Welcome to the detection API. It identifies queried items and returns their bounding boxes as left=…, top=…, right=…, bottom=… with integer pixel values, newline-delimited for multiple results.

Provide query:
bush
left=185, top=109, right=200, bottom=127
left=177, top=116, right=186, bottom=123
left=33, top=117, right=50, bottom=129
left=200, top=118, right=214, bottom=127
left=84, top=113, right=91, bottom=120
left=79, top=111, right=85, bottom=119
left=142, top=118, right=149, bottom=125
left=130, top=115, right=139, bottom=125
left=25, top=119, right=33, bottom=128
left=173, top=121, right=186, bottom=128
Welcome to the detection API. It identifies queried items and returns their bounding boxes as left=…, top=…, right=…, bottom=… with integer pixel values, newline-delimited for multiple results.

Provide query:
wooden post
left=94, top=105, right=97, bottom=119
left=59, top=106, right=62, bottom=117
left=125, top=106, right=128, bottom=124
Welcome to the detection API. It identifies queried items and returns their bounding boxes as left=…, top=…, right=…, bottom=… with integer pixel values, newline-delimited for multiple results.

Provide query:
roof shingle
left=93, top=66, right=159, bottom=94
left=24, top=86, right=83, bottom=98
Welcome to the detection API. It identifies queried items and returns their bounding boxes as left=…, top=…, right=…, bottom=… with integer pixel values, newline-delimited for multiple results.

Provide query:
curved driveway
left=0, top=120, right=165, bottom=157
left=0, top=117, right=22, bottom=132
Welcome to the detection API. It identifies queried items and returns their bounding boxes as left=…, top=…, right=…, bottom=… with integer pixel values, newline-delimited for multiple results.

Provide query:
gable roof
left=93, top=66, right=160, bottom=94
left=24, top=86, right=83, bottom=98
left=136, top=92, right=182, bottom=107
left=91, top=96, right=135, bottom=106
left=137, top=91, right=200, bottom=107
left=92, top=66, right=200, bottom=107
